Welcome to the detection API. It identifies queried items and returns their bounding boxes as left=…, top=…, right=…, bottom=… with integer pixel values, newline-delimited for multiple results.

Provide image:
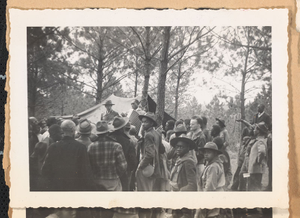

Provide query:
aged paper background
left=4, top=0, right=299, bottom=216
left=7, top=8, right=289, bottom=209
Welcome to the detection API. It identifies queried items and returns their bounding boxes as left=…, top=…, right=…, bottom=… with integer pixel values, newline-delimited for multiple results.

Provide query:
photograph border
left=8, top=8, right=289, bottom=208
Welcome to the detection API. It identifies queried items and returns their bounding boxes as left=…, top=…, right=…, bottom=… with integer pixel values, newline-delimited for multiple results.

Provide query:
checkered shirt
left=88, top=136, right=127, bottom=180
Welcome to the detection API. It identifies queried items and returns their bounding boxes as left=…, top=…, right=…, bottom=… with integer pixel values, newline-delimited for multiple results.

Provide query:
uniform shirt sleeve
left=204, top=165, right=219, bottom=191
left=257, top=141, right=266, bottom=163
left=180, top=160, right=197, bottom=191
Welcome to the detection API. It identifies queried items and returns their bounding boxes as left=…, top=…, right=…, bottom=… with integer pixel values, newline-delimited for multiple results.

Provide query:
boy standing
left=170, top=136, right=197, bottom=218
left=196, top=142, right=225, bottom=218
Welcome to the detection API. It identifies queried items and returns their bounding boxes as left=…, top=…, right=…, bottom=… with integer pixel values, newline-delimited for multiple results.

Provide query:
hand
left=121, top=112, right=127, bottom=117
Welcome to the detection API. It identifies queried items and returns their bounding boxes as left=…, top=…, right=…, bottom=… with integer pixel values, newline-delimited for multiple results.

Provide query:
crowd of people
left=28, top=99, right=272, bottom=218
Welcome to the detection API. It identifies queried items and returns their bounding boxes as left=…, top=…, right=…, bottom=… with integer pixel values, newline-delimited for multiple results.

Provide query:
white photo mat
left=8, top=9, right=289, bottom=208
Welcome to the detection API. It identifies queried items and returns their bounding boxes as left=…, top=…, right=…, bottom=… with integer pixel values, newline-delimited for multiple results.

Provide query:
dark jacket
left=252, top=112, right=271, bottom=130
left=187, top=130, right=206, bottom=164
left=110, top=132, right=137, bottom=173
left=170, top=153, right=197, bottom=191
left=138, top=127, right=163, bottom=178
left=41, top=136, right=95, bottom=191
left=101, top=110, right=120, bottom=123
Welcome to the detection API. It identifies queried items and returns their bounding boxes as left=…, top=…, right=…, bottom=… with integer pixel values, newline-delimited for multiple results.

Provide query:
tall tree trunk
left=28, top=44, right=38, bottom=117
left=134, top=69, right=138, bottom=98
left=29, top=62, right=38, bottom=117
left=96, top=43, right=104, bottom=104
left=240, top=32, right=250, bottom=129
left=157, top=27, right=171, bottom=126
left=142, top=27, right=151, bottom=110
left=174, top=64, right=182, bottom=119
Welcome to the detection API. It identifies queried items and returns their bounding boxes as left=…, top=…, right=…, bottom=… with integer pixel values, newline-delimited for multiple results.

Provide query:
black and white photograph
left=9, top=9, right=288, bottom=208
left=27, top=25, right=272, bottom=193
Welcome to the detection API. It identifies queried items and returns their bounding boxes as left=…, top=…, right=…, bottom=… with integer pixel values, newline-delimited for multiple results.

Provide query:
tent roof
left=62, top=94, right=175, bottom=126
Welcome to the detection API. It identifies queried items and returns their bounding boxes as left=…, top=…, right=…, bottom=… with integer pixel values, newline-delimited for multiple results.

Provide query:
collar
left=62, top=136, right=74, bottom=140
left=258, top=111, right=265, bottom=117
left=176, top=152, right=194, bottom=165
left=190, top=128, right=202, bottom=138
left=206, top=155, right=221, bottom=166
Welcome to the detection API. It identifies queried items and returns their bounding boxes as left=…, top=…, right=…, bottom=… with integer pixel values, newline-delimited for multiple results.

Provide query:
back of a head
left=201, top=116, right=207, bottom=126
left=175, top=119, right=184, bottom=127
left=47, top=117, right=58, bottom=127
left=61, top=120, right=76, bottom=136
left=211, top=124, right=221, bottom=137
left=49, top=124, right=62, bottom=142
left=166, top=120, right=175, bottom=130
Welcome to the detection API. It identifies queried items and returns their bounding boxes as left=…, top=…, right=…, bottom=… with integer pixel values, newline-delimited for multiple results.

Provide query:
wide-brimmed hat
left=138, top=112, right=157, bottom=127
left=174, top=124, right=187, bottom=133
left=201, top=142, right=223, bottom=154
left=103, top=100, right=114, bottom=106
left=95, top=121, right=110, bottom=134
left=78, top=119, right=92, bottom=134
left=216, top=118, right=226, bottom=127
left=254, top=122, right=268, bottom=134
left=170, top=135, right=196, bottom=150
left=111, top=116, right=129, bottom=131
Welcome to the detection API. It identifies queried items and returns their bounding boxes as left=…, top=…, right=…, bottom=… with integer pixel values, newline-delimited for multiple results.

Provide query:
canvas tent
left=62, top=94, right=175, bottom=127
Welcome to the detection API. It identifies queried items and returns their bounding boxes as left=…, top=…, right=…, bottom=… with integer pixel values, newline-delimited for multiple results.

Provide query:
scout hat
left=174, top=124, right=187, bottom=133
left=111, top=116, right=129, bottom=131
left=170, top=135, right=196, bottom=150
left=254, top=122, right=268, bottom=134
left=103, top=100, right=114, bottom=105
left=201, top=142, right=223, bottom=155
left=216, top=118, right=226, bottom=128
left=95, top=121, right=110, bottom=134
left=78, top=119, right=92, bottom=134
left=138, top=112, right=158, bottom=127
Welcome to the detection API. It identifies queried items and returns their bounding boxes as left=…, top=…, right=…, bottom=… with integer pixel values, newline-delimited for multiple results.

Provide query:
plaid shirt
left=88, top=136, right=127, bottom=180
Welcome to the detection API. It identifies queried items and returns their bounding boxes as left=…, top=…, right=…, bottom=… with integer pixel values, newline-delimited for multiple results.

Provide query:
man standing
left=252, top=104, right=271, bottom=130
left=76, top=119, right=92, bottom=149
left=88, top=121, right=127, bottom=191
left=187, top=116, right=206, bottom=190
left=237, top=104, right=272, bottom=132
left=216, top=118, right=230, bottom=151
left=42, top=120, right=95, bottom=191
left=110, top=117, right=137, bottom=191
left=101, top=100, right=120, bottom=123
left=248, top=122, right=268, bottom=191
left=136, top=112, right=162, bottom=191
